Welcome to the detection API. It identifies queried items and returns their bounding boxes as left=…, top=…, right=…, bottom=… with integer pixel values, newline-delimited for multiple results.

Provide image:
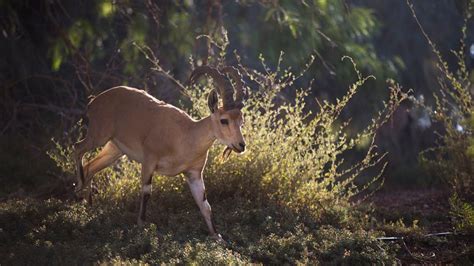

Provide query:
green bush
left=409, top=3, right=473, bottom=233
left=179, top=52, right=406, bottom=221
left=450, top=193, right=474, bottom=234
left=48, top=51, right=406, bottom=217
left=1, top=197, right=401, bottom=264
left=40, top=42, right=409, bottom=263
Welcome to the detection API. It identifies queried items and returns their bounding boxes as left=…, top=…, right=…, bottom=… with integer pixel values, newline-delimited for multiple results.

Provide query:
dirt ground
left=370, top=188, right=473, bottom=263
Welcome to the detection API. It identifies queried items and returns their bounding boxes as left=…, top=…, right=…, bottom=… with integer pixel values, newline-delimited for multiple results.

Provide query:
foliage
left=194, top=58, right=405, bottom=221
left=409, top=1, right=474, bottom=233
left=1, top=1, right=473, bottom=263
left=48, top=41, right=407, bottom=217
left=0, top=0, right=399, bottom=141
left=39, top=37, right=410, bottom=263
left=379, top=218, right=423, bottom=237
left=0, top=196, right=399, bottom=264
left=234, top=0, right=394, bottom=77
left=450, top=194, right=474, bottom=234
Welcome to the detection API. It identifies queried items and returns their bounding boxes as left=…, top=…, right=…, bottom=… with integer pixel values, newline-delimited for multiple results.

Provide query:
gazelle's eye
left=220, top=119, right=229, bottom=125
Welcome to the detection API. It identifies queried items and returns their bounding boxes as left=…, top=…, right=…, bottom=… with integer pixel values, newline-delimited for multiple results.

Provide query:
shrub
left=449, top=193, right=474, bottom=234
left=408, top=2, right=474, bottom=233
left=189, top=53, right=406, bottom=221
left=1, top=196, right=401, bottom=265
left=43, top=39, right=408, bottom=263
left=49, top=49, right=406, bottom=217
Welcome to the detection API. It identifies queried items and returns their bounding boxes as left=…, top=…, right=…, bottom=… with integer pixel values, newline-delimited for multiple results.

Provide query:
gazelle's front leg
left=186, top=170, right=221, bottom=239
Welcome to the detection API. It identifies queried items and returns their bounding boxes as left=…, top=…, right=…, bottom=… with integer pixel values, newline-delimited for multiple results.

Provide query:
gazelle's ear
left=207, top=89, right=219, bottom=113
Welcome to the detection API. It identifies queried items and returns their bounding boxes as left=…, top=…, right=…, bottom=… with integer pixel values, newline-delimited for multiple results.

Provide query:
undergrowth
left=6, top=39, right=411, bottom=264
left=409, top=1, right=474, bottom=234
left=0, top=197, right=400, bottom=264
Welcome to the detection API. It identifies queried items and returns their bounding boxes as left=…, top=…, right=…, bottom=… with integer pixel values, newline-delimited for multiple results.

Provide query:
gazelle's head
left=189, top=66, right=246, bottom=153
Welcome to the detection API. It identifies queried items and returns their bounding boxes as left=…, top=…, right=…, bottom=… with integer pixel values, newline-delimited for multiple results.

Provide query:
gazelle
left=73, top=66, right=246, bottom=239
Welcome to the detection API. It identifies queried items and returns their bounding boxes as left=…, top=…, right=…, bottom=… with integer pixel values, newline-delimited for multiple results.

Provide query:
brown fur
left=73, top=86, right=245, bottom=238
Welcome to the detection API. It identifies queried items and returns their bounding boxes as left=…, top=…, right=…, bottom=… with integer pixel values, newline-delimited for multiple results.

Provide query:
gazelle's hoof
left=73, top=189, right=86, bottom=202
left=74, top=187, right=83, bottom=196
left=73, top=185, right=82, bottom=194
left=137, top=219, right=145, bottom=227
left=211, top=233, right=226, bottom=244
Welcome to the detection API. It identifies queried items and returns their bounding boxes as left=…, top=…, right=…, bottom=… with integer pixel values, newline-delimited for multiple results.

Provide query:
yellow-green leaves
left=50, top=42, right=64, bottom=71
left=99, top=1, right=114, bottom=18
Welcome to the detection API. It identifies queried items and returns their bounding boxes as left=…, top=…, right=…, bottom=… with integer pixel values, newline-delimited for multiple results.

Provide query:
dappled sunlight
left=1, top=0, right=473, bottom=264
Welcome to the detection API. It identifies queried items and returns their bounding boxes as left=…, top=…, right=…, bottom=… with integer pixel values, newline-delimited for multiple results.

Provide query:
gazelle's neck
left=191, top=115, right=216, bottom=155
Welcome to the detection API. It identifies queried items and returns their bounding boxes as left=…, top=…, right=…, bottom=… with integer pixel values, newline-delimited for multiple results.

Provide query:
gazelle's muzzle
left=230, top=142, right=245, bottom=153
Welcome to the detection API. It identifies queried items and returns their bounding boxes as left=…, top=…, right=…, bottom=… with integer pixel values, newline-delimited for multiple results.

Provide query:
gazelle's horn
left=220, top=66, right=246, bottom=109
left=189, top=66, right=234, bottom=110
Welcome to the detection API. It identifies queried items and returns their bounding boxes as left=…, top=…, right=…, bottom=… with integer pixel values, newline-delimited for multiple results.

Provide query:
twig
left=313, top=49, right=336, bottom=76
left=377, top=231, right=454, bottom=241
left=134, top=43, right=192, bottom=100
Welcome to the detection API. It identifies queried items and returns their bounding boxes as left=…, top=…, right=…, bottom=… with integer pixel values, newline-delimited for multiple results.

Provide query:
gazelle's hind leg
left=137, top=157, right=156, bottom=226
left=81, top=141, right=123, bottom=205
left=74, top=137, right=94, bottom=193
left=73, top=119, right=113, bottom=203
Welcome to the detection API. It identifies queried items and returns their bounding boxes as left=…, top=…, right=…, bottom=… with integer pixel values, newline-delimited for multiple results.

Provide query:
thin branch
left=134, top=43, right=191, bottom=100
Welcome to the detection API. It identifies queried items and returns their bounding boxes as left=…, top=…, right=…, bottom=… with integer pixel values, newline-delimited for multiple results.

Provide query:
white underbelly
left=112, top=140, right=190, bottom=176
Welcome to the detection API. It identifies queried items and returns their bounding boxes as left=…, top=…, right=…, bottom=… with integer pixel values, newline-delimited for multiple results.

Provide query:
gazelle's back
left=86, top=86, right=193, bottom=162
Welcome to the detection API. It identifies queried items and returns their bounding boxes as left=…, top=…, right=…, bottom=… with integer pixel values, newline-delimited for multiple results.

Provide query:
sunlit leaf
left=100, top=1, right=114, bottom=17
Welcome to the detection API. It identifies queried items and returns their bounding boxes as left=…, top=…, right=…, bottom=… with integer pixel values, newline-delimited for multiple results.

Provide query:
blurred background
left=0, top=0, right=472, bottom=196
